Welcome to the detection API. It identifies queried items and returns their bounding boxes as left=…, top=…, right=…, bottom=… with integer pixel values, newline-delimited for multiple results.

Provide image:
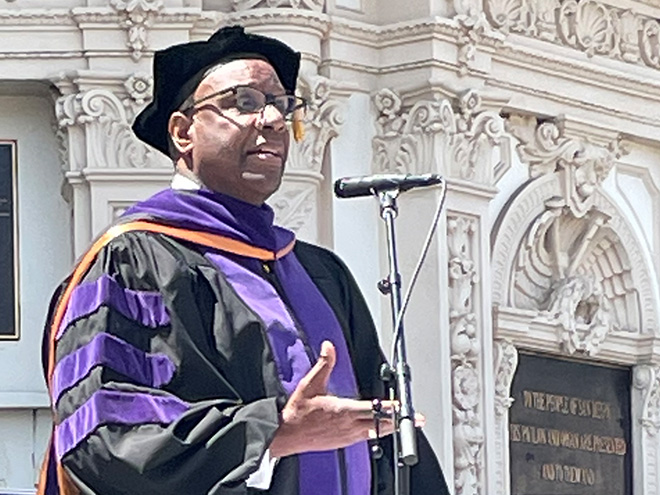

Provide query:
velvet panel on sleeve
left=46, top=231, right=288, bottom=495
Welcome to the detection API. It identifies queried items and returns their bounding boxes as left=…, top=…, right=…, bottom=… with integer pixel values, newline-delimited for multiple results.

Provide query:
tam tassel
left=292, top=109, right=305, bottom=142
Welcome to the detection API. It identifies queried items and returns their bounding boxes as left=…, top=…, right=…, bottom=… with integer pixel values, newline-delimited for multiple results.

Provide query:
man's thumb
left=300, top=340, right=336, bottom=398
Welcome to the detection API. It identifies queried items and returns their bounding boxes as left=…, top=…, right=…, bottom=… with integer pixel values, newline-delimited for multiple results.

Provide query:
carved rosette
left=232, top=0, right=324, bottom=11
left=448, top=215, right=484, bottom=495
left=110, top=0, right=164, bottom=61
left=483, top=0, right=660, bottom=70
left=56, top=86, right=169, bottom=170
left=372, top=89, right=504, bottom=185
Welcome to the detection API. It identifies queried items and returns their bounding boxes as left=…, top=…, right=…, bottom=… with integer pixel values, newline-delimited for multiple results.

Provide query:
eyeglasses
left=182, top=85, right=306, bottom=121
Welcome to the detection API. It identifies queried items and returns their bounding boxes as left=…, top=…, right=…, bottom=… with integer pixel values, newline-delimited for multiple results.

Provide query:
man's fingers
left=297, top=340, right=336, bottom=399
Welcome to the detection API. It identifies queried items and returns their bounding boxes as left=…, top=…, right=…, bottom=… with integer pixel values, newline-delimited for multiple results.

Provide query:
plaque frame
left=0, top=140, right=19, bottom=341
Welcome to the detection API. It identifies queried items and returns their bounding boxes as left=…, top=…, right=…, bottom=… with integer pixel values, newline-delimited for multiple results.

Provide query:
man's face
left=184, top=59, right=290, bottom=205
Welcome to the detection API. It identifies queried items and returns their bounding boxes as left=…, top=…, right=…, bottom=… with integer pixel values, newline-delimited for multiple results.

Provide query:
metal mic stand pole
left=377, top=189, right=418, bottom=495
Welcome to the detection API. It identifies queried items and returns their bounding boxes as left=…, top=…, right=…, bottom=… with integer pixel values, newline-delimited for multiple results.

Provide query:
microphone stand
left=377, top=189, right=417, bottom=495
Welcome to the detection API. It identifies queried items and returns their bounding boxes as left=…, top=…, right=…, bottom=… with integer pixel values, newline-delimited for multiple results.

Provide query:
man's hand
left=269, top=341, right=396, bottom=458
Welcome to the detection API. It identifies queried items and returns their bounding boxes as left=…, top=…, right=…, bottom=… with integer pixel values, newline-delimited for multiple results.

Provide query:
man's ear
left=168, top=112, right=194, bottom=154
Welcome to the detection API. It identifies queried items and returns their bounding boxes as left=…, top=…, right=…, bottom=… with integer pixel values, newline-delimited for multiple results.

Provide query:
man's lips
left=246, top=148, right=283, bottom=159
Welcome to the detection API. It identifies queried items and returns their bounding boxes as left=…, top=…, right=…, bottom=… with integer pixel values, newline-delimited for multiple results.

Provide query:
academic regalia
left=39, top=188, right=450, bottom=495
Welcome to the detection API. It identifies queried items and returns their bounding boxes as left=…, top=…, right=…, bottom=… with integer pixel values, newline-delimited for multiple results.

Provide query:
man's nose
left=257, top=104, right=287, bottom=132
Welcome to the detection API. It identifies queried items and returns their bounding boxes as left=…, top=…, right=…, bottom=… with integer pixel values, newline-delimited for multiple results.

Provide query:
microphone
left=334, top=173, right=442, bottom=199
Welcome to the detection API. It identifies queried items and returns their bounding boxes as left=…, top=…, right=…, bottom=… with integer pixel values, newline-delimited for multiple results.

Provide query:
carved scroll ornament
left=372, top=89, right=504, bottom=185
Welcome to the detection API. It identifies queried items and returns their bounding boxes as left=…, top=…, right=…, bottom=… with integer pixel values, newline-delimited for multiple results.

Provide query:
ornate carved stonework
left=501, top=116, right=642, bottom=354
left=372, top=89, right=504, bottom=184
left=493, top=340, right=518, bottom=416
left=270, top=73, right=344, bottom=241
left=286, top=73, right=344, bottom=173
left=506, top=115, right=622, bottom=217
left=493, top=340, right=518, bottom=495
left=110, top=0, right=164, bottom=61
left=483, top=0, right=660, bottom=70
left=634, top=365, right=660, bottom=434
left=56, top=87, right=168, bottom=170
left=448, top=215, right=484, bottom=495
left=269, top=183, right=317, bottom=234
left=232, top=0, right=324, bottom=11
left=634, top=365, right=660, bottom=495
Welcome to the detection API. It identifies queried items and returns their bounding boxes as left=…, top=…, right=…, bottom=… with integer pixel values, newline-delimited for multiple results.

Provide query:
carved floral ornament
left=110, top=0, right=164, bottom=62
left=476, top=0, right=660, bottom=70
left=447, top=215, right=485, bottom=495
left=232, top=0, right=325, bottom=11
left=497, top=115, right=642, bottom=355
left=372, top=88, right=504, bottom=185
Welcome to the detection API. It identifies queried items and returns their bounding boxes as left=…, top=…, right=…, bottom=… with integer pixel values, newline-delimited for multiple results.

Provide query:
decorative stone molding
left=493, top=339, right=518, bottom=495
left=232, top=0, right=325, bottom=11
left=448, top=214, right=484, bottom=495
left=635, top=365, right=660, bottom=434
left=633, top=365, right=660, bottom=495
left=270, top=73, right=344, bottom=241
left=454, top=0, right=498, bottom=75
left=484, top=0, right=660, bottom=71
left=286, top=73, right=344, bottom=173
left=270, top=181, right=317, bottom=235
left=372, top=89, right=504, bottom=185
left=493, top=340, right=518, bottom=416
left=56, top=87, right=168, bottom=170
left=110, top=0, right=164, bottom=61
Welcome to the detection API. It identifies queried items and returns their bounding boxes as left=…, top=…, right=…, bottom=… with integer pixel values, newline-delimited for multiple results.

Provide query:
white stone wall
left=1, top=0, right=660, bottom=493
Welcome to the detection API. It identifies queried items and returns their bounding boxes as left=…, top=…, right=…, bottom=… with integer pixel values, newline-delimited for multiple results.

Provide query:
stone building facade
left=0, top=0, right=659, bottom=493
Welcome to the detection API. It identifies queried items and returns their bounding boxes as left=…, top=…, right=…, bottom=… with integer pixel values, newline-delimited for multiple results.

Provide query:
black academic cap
left=132, top=25, right=301, bottom=155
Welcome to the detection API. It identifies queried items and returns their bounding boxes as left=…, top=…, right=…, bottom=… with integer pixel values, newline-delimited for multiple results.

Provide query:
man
left=39, top=25, right=449, bottom=494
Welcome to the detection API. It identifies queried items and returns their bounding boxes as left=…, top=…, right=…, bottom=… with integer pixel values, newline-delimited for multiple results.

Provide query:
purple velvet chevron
left=51, top=333, right=176, bottom=403
left=57, top=274, right=170, bottom=340
left=56, top=389, right=189, bottom=459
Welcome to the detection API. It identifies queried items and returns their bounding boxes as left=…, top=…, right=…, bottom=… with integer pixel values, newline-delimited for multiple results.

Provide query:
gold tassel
left=292, top=110, right=305, bottom=142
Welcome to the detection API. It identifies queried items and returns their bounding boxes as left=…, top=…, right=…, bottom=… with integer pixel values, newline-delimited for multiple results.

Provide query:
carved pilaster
left=483, top=0, right=660, bottom=71
left=493, top=340, right=518, bottom=495
left=372, top=89, right=504, bottom=185
left=110, top=0, right=164, bottom=61
left=448, top=214, right=484, bottom=495
left=633, top=365, right=660, bottom=495
left=270, top=73, right=344, bottom=240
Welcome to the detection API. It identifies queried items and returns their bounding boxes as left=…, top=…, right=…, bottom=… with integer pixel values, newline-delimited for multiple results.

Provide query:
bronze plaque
left=509, top=354, right=632, bottom=495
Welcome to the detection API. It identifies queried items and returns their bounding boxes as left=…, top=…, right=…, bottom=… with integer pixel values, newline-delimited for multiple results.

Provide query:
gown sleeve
left=45, top=230, right=284, bottom=495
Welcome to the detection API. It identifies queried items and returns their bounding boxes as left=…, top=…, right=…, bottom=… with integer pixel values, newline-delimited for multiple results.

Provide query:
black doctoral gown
left=42, top=227, right=450, bottom=495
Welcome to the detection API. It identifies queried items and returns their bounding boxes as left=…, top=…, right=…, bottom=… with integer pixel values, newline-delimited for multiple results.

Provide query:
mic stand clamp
left=377, top=189, right=418, bottom=495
